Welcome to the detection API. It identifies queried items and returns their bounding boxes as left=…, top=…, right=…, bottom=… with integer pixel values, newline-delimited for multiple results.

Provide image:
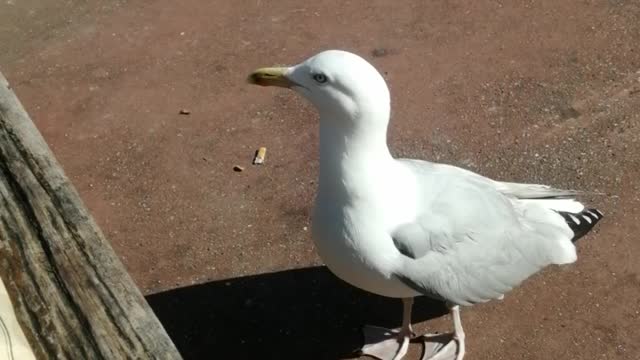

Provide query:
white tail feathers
left=552, top=238, right=578, bottom=264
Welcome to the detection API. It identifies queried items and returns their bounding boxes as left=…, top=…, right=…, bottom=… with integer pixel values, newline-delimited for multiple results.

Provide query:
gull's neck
left=317, top=113, right=393, bottom=201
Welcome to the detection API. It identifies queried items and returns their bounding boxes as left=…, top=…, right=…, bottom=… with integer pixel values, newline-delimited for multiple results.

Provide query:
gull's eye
left=312, top=73, right=328, bottom=84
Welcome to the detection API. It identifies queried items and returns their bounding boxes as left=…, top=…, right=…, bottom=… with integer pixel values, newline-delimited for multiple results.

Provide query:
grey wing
left=393, top=224, right=552, bottom=306
left=392, top=222, right=433, bottom=259
left=494, top=181, right=580, bottom=199
left=392, top=161, right=575, bottom=306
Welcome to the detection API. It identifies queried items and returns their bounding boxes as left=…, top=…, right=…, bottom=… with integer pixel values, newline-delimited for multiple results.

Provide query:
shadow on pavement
left=146, top=266, right=447, bottom=360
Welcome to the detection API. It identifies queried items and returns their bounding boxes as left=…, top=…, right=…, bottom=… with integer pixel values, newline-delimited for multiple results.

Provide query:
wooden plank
left=0, top=71, right=182, bottom=360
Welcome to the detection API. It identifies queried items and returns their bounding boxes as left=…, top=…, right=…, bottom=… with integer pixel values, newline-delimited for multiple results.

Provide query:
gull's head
left=248, top=50, right=390, bottom=127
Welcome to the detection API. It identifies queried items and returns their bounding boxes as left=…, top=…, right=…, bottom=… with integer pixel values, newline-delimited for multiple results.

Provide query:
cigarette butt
left=233, top=165, right=244, bottom=172
left=253, top=147, right=267, bottom=165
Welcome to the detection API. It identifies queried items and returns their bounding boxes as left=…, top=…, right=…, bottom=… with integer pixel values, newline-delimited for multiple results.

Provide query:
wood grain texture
left=0, top=71, right=182, bottom=360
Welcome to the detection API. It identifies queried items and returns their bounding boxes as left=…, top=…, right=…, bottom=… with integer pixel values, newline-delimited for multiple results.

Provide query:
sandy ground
left=2, top=1, right=639, bottom=359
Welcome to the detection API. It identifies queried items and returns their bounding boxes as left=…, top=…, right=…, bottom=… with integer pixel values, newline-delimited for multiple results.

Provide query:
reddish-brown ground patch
left=2, top=1, right=639, bottom=359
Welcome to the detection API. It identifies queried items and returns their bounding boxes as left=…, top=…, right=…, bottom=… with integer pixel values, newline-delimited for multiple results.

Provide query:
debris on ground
left=253, top=147, right=267, bottom=165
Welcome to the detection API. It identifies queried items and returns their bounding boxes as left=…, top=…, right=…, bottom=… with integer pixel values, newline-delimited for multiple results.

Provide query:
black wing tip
left=559, top=208, right=604, bottom=242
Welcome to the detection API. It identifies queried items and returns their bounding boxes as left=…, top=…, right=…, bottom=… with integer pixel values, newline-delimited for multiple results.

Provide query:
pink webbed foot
left=361, top=325, right=412, bottom=360
left=419, top=333, right=461, bottom=360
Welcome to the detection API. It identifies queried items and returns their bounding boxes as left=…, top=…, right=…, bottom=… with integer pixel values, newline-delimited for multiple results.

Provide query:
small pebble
left=372, top=48, right=389, bottom=57
left=179, top=109, right=191, bottom=115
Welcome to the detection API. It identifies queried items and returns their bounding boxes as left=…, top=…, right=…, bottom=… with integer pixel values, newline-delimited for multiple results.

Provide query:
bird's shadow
left=146, top=266, right=447, bottom=360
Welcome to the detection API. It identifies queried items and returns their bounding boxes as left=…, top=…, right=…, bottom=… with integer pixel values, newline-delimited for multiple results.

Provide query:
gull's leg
left=451, top=305, right=465, bottom=360
left=395, top=297, right=414, bottom=359
left=420, top=305, right=462, bottom=360
left=361, top=298, right=414, bottom=360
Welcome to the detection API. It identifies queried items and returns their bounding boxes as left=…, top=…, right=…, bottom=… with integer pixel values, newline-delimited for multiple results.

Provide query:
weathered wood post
left=0, top=71, right=182, bottom=359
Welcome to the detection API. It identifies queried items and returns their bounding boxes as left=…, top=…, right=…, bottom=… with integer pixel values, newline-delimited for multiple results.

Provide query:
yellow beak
left=247, top=67, right=292, bottom=88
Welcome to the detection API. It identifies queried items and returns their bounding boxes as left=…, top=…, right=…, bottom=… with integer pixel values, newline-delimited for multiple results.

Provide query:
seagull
left=248, top=50, right=603, bottom=360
